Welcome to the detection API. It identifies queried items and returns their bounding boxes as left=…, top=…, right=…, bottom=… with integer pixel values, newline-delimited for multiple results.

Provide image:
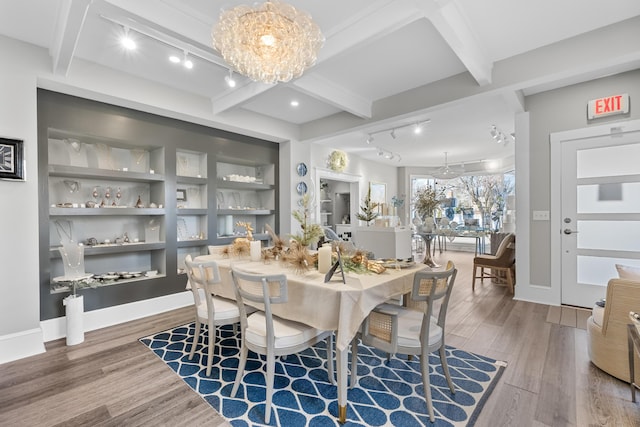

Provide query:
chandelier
left=431, top=152, right=464, bottom=180
left=212, top=1, right=324, bottom=84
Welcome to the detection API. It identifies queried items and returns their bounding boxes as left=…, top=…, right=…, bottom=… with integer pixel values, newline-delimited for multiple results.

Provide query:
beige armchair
left=587, top=278, right=640, bottom=383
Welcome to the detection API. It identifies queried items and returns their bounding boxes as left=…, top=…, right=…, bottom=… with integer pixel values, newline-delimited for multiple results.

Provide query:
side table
left=627, top=323, right=640, bottom=402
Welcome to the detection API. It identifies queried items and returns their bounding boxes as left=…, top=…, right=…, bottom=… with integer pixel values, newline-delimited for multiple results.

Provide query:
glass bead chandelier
left=212, top=1, right=324, bottom=84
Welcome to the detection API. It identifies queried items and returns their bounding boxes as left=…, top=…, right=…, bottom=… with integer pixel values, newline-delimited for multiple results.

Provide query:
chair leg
left=505, top=267, right=514, bottom=294
left=327, top=333, right=335, bottom=385
left=189, top=318, right=201, bottom=360
left=439, top=345, right=455, bottom=394
left=265, top=351, right=275, bottom=423
left=472, top=265, right=477, bottom=291
left=420, top=353, right=435, bottom=423
left=350, top=336, right=358, bottom=388
left=231, top=341, right=248, bottom=398
left=206, top=319, right=215, bottom=377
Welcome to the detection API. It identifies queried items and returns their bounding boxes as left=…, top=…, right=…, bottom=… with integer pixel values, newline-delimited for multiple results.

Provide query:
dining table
left=194, top=250, right=427, bottom=424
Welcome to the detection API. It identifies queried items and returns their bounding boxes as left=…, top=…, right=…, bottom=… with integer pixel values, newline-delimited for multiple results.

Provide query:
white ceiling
left=1, top=0, right=639, bottom=168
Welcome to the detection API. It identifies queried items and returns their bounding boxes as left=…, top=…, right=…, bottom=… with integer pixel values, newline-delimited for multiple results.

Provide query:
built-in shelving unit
left=38, top=89, right=279, bottom=320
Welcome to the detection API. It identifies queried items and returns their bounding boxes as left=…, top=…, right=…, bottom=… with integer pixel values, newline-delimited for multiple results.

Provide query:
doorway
left=551, top=119, right=640, bottom=307
left=314, top=168, right=361, bottom=240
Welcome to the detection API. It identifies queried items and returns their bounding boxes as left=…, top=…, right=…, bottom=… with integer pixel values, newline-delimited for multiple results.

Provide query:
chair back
left=408, top=261, right=457, bottom=341
left=230, top=268, right=288, bottom=342
left=184, top=254, right=222, bottom=315
left=493, top=233, right=515, bottom=266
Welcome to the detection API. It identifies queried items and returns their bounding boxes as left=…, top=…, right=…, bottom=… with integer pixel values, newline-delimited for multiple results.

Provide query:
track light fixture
left=120, top=26, right=136, bottom=50
left=364, top=119, right=431, bottom=144
left=490, top=125, right=514, bottom=146
left=225, top=69, right=237, bottom=88
left=375, top=147, right=401, bottom=162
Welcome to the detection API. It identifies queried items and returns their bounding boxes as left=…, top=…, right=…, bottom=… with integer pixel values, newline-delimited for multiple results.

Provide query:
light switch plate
left=533, top=210, right=550, bottom=221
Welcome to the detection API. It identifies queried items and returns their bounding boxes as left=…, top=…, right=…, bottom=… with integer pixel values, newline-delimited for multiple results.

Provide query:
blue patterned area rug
left=140, top=323, right=506, bottom=426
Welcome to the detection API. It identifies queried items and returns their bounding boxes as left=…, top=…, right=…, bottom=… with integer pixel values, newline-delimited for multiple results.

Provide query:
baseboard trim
left=0, top=328, right=46, bottom=365
left=40, top=291, right=193, bottom=342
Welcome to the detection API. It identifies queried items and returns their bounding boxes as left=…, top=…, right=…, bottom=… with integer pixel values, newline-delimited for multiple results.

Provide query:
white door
left=559, top=127, right=640, bottom=307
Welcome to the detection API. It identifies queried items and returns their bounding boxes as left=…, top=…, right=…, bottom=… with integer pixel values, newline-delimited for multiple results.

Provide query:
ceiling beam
left=291, top=74, right=372, bottom=119
left=423, top=0, right=493, bottom=86
left=212, top=0, right=423, bottom=115
left=50, top=0, right=93, bottom=75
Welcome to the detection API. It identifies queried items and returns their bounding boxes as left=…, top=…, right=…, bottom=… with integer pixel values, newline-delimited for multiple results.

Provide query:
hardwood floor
left=1, top=251, right=638, bottom=426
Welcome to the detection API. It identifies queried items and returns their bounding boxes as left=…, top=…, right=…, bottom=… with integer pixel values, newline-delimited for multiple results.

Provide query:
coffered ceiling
left=1, top=0, right=639, bottom=168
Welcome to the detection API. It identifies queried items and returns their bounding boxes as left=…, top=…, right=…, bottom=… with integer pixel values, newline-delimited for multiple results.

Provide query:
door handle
left=563, top=228, right=579, bottom=235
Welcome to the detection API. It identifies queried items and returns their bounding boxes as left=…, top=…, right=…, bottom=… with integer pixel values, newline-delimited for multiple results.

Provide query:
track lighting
left=364, top=119, right=430, bottom=144
left=183, top=51, right=193, bottom=69
left=490, top=125, right=514, bottom=146
left=225, top=70, right=237, bottom=88
left=375, top=147, right=401, bottom=162
left=120, top=26, right=136, bottom=50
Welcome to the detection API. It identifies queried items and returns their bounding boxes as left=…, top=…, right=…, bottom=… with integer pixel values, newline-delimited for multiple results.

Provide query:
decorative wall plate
left=296, top=162, right=308, bottom=177
left=328, top=150, right=348, bottom=172
left=296, top=181, right=308, bottom=195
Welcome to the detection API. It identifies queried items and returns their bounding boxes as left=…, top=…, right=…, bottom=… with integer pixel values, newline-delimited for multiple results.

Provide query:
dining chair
left=472, top=232, right=515, bottom=293
left=184, top=254, right=245, bottom=377
left=230, top=268, right=335, bottom=424
left=354, top=261, right=458, bottom=423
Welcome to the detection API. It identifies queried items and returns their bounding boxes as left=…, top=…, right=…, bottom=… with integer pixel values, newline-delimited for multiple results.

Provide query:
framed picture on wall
left=369, top=182, right=386, bottom=205
left=176, top=188, right=187, bottom=202
left=0, top=137, right=24, bottom=181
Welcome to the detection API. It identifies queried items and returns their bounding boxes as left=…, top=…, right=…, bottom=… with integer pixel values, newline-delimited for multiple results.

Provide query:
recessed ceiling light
left=225, top=70, right=237, bottom=88
left=169, top=55, right=181, bottom=64
left=183, top=59, right=193, bottom=69
left=290, top=100, right=299, bottom=107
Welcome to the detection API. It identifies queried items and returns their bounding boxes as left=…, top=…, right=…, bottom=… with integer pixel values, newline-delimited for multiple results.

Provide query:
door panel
left=561, top=133, right=640, bottom=307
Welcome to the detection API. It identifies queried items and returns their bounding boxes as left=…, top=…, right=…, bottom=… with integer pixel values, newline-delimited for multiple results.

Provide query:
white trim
left=550, top=119, right=640, bottom=306
left=0, top=328, right=46, bottom=365
left=513, top=112, right=540, bottom=303
left=40, top=291, right=193, bottom=342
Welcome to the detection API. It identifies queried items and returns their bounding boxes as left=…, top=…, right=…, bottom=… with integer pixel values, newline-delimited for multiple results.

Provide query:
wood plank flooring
left=1, top=251, right=638, bottom=426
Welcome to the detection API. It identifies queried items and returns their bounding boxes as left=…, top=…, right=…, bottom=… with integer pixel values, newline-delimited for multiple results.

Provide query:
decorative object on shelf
left=296, top=162, right=308, bottom=177
left=177, top=218, right=189, bottom=241
left=231, top=191, right=241, bottom=208
left=296, top=181, right=308, bottom=196
left=95, top=143, right=115, bottom=170
left=212, top=1, right=324, bottom=84
left=58, top=242, right=86, bottom=280
left=0, top=137, right=24, bottom=181
left=53, top=219, right=75, bottom=244
left=356, top=186, right=379, bottom=226
left=176, top=188, right=187, bottom=202
left=291, top=194, right=323, bottom=247
left=63, top=179, right=80, bottom=193
left=135, top=195, right=144, bottom=208
left=145, top=218, right=160, bottom=243
left=216, top=191, right=225, bottom=208
left=115, top=187, right=122, bottom=206
left=328, top=150, right=348, bottom=172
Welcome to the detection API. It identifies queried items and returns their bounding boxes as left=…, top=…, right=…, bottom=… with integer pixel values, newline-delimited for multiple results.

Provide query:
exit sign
left=587, top=93, right=629, bottom=119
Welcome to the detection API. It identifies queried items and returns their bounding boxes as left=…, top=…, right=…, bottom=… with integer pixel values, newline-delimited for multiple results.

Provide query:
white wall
left=0, top=38, right=47, bottom=362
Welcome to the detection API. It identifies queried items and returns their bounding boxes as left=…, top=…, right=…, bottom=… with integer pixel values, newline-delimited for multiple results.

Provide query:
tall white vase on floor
left=63, top=294, right=84, bottom=345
